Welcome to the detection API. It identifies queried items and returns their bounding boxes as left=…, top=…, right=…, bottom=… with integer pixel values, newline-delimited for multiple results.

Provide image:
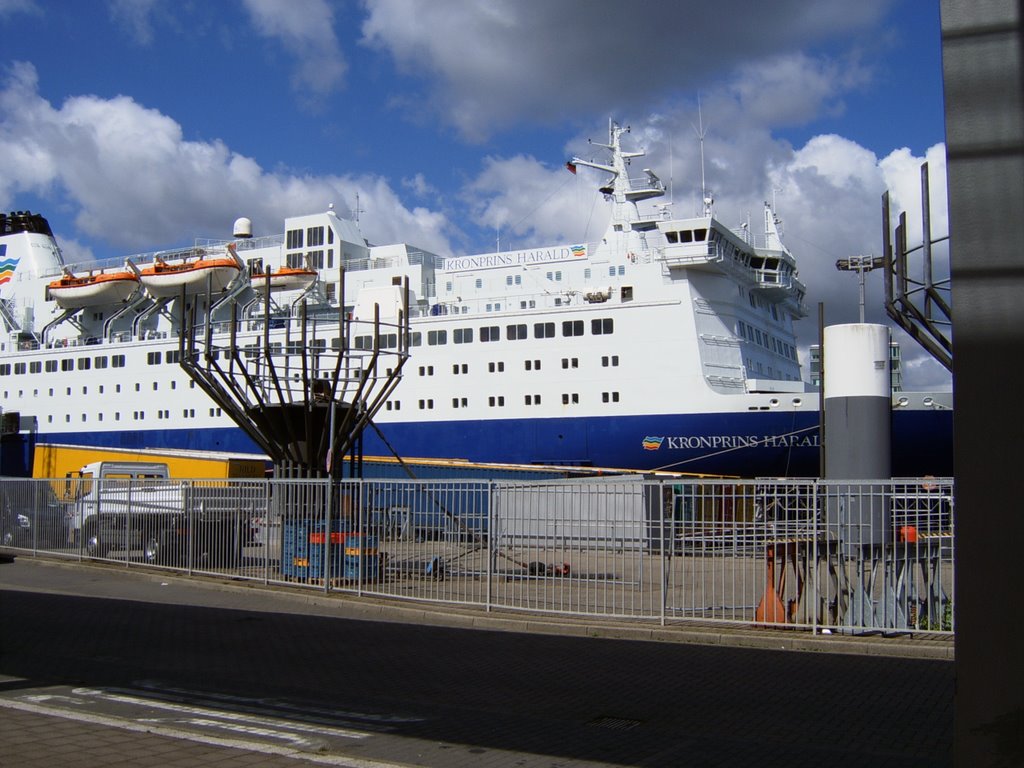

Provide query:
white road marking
left=0, top=697, right=409, bottom=768
left=70, top=687, right=370, bottom=740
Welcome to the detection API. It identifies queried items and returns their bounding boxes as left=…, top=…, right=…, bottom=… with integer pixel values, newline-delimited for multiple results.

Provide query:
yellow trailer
left=32, top=443, right=268, bottom=481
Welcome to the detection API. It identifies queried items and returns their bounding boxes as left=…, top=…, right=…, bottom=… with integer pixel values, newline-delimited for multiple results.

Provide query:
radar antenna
left=691, top=99, right=713, bottom=217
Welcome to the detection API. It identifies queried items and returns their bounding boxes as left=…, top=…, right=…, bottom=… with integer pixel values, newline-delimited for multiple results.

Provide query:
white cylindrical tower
left=823, top=323, right=891, bottom=479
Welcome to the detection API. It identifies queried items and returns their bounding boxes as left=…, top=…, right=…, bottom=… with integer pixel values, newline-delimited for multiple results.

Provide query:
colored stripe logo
left=570, top=244, right=586, bottom=258
left=642, top=436, right=664, bottom=451
left=0, top=244, right=16, bottom=286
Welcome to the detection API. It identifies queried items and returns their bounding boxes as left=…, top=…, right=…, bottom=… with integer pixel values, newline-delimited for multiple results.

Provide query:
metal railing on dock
left=0, top=476, right=954, bottom=637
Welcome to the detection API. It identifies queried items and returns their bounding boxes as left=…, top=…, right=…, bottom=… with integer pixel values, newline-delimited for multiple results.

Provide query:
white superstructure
left=0, top=124, right=952, bottom=477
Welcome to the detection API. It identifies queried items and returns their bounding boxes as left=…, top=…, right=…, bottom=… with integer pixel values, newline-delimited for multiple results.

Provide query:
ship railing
left=625, top=175, right=665, bottom=193
left=0, top=476, right=954, bottom=639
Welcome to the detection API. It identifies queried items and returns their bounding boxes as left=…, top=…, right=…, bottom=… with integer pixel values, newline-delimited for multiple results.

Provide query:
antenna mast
left=691, top=99, right=713, bottom=217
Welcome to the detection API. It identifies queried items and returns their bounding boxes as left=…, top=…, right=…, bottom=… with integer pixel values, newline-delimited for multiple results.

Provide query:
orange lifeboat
left=47, top=270, right=140, bottom=309
left=252, top=266, right=318, bottom=292
left=139, top=256, right=240, bottom=297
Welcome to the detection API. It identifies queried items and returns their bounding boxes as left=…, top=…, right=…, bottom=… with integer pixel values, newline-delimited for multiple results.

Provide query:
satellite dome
left=233, top=217, right=253, bottom=239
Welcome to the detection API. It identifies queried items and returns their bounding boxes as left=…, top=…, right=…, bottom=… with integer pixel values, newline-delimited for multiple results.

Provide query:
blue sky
left=0, top=0, right=950, bottom=386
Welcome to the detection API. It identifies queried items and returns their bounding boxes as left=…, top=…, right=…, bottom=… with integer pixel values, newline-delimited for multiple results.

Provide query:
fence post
left=486, top=481, right=493, bottom=613
left=660, top=480, right=667, bottom=627
left=812, top=479, right=819, bottom=635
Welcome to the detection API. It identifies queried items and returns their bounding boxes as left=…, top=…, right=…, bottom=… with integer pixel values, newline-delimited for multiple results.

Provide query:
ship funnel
left=233, top=217, right=253, bottom=239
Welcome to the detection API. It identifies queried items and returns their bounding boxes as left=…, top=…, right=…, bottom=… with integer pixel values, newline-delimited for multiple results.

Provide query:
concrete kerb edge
left=3, top=553, right=955, bottom=661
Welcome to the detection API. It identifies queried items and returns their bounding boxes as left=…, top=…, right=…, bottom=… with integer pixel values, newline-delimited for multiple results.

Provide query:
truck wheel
left=84, top=521, right=109, bottom=559
left=143, top=534, right=163, bottom=564
left=144, top=531, right=181, bottom=567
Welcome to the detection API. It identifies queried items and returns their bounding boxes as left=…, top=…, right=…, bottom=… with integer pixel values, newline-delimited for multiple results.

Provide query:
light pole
left=836, top=255, right=884, bottom=323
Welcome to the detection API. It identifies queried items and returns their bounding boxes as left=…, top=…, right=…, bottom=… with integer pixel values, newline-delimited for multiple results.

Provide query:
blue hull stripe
left=11, top=410, right=953, bottom=478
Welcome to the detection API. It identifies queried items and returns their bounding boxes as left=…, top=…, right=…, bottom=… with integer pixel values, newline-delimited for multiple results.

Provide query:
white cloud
left=242, top=0, right=346, bottom=103
left=0, top=62, right=453, bottom=258
left=0, top=0, right=39, bottom=16
left=107, top=0, right=162, bottom=45
left=360, top=0, right=891, bottom=140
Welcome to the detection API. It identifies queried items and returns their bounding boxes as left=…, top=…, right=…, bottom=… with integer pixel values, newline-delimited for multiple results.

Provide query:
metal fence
left=0, top=475, right=954, bottom=636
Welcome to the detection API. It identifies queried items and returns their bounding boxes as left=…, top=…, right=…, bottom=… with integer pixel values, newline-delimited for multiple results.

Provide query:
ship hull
left=12, top=408, right=952, bottom=479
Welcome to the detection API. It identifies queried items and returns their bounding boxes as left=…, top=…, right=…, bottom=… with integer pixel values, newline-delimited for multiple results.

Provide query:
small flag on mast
left=565, top=161, right=577, bottom=174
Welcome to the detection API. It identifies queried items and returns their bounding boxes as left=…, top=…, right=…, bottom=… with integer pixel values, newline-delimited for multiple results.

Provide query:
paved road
left=0, top=556, right=953, bottom=767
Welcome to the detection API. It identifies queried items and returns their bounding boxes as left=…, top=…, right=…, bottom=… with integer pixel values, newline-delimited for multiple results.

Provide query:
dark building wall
left=941, top=2, right=1024, bottom=765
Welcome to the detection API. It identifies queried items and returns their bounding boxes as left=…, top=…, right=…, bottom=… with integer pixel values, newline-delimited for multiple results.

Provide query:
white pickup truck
left=67, top=461, right=243, bottom=566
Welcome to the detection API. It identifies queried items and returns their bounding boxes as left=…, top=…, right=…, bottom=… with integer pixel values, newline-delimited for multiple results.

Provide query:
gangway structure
left=882, top=162, right=952, bottom=370
left=178, top=271, right=411, bottom=480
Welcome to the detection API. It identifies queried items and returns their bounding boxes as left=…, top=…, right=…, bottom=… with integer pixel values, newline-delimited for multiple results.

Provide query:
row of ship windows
left=0, top=317, right=618, bottom=377
left=383, top=392, right=621, bottom=411
left=44, top=407, right=225, bottom=425
left=448, top=266, right=628, bottom=293
left=3, top=379, right=198, bottom=400
left=737, top=320, right=797, bottom=361
left=0, top=354, right=128, bottom=375
left=355, top=318, right=615, bottom=350
left=419, top=355, right=620, bottom=376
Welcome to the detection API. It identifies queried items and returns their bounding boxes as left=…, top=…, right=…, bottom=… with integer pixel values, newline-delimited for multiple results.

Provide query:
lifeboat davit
left=252, top=266, right=318, bottom=293
left=139, top=256, right=240, bottom=297
left=47, top=270, right=140, bottom=309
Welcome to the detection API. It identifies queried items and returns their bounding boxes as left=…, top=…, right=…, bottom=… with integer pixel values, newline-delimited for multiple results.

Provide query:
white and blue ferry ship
left=0, top=123, right=952, bottom=477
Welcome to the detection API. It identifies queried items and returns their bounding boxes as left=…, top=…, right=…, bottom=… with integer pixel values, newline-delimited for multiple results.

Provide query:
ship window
left=488, top=361, right=505, bottom=372
left=307, top=226, right=324, bottom=247
left=112, top=355, right=126, bottom=368
left=307, top=250, right=324, bottom=268
left=409, top=332, right=422, bottom=347
left=165, top=350, right=180, bottom=364
left=45, top=360, right=57, bottom=372
left=488, top=396, right=505, bottom=407
left=14, top=362, right=26, bottom=374
left=0, top=364, right=8, bottom=376
left=418, top=399, right=434, bottom=410
left=601, top=355, right=620, bottom=367
left=562, top=320, right=584, bottom=337
left=621, top=286, right=633, bottom=301
left=534, top=322, right=555, bottom=339
left=286, top=229, right=303, bottom=249
left=666, top=231, right=679, bottom=244
left=680, top=230, right=693, bottom=243
left=480, top=325, right=499, bottom=342
left=381, top=333, right=397, bottom=348
left=61, top=359, right=73, bottom=371
left=427, top=330, right=447, bottom=346
left=694, top=228, right=707, bottom=241
left=354, top=335, right=373, bottom=349
left=561, top=358, right=579, bottom=369
left=454, top=327, right=473, bottom=344
left=525, top=394, right=542, bottom=405
left=525, top=359, right=541, bottom=371
left=77, top=358, right=90, bottom=370
left=94, top=357, right=107, bottom=369
left=475, top=278, right=483, bottom=288
left=29, top=361, right=41, bottom=374
left=562, top=393, right=579, bottom=405
left=147, top=352, right=161, bottom=365
left=506, top=323, right=527, bottom=340
left=591, top=318, right=613, bottom=335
